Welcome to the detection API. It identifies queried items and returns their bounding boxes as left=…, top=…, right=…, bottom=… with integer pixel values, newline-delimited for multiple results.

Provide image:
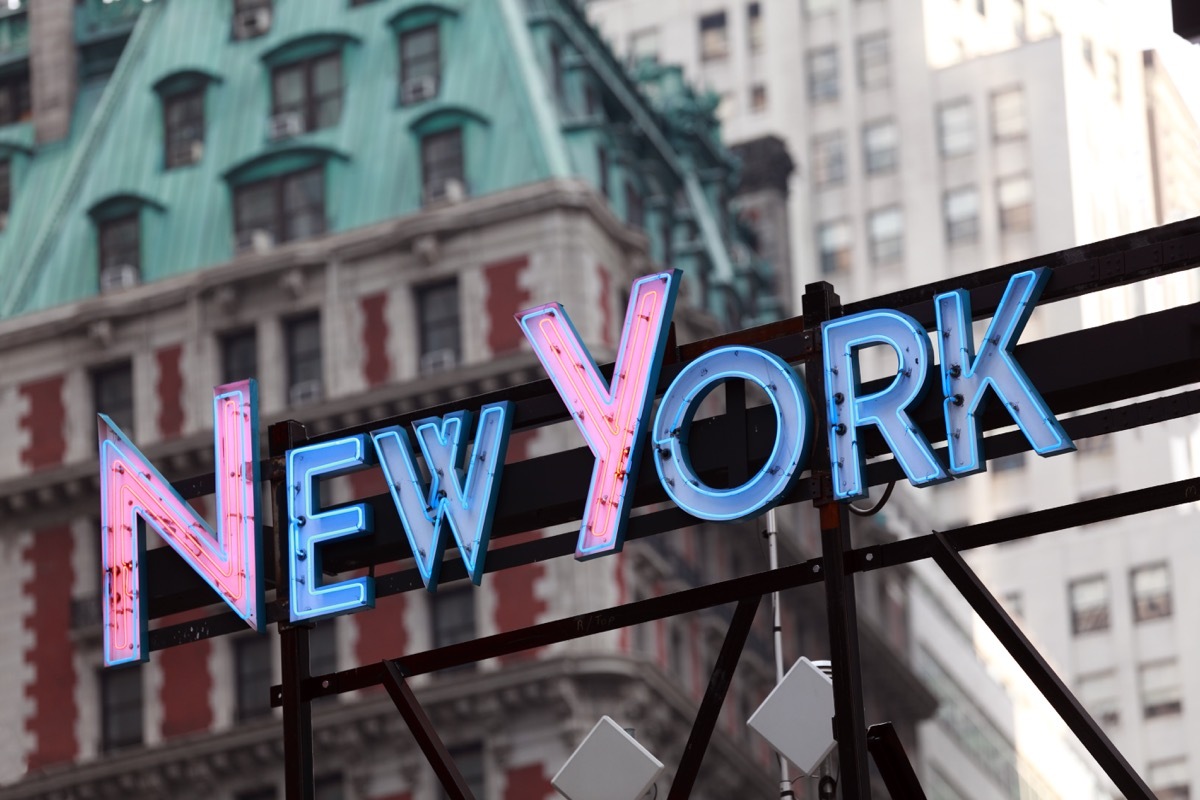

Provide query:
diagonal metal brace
left=380, top=659, right=476, bottom=800
left=668, top=596, right=762, bottom=800
left=866, top=722, right=927, bottom=799
left=927, top=533, right=1154, bottom=800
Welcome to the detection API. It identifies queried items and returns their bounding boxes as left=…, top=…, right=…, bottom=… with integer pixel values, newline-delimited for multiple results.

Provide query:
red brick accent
left=159, top=630, right=212, bottom=738
left=493, top=557, right=547, bottom=664
left=23, top=525, right=77, bottom=770
left=355, top=563, right=407, bottom=683
left=349, top=467, right=389, bottom=500
left=504, top=763, right=553, bottom=800
left=361, top=293, right=391, bottom=388
left=597, top=264, right=613, bottom=347
left=18, top=375, right=65, bottom=471
left=485, top=256, right=530, bottom=355
left=504, top=429, right=534, bottom=465
left=156, top=345, right=185, bottom=439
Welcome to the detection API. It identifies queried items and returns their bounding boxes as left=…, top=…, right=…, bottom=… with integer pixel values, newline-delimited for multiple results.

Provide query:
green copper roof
left=0, top=0, right=778, bottom=326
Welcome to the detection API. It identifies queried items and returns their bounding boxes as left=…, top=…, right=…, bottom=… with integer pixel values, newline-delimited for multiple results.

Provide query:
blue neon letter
left=652, top=346, right=813, bottom=520
left=823, top=310, right=948, bottom=500
left=371, top=402, right=512, bottom=591
left=935, top=268, right=1073, bottom=475
left=288, top=435, right=375, bottom=622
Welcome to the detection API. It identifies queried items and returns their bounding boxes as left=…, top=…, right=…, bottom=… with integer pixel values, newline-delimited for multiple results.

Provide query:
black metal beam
left=927, top=533, right=1154, bottom=800
left=866, top=722, right=927, bottom=800
left=667, top=596, right=761, bottom=800
left=381, top=660, right=476, bottom=800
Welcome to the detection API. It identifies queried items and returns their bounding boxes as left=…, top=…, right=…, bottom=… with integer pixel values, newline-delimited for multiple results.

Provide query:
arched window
left=409, top=105, right=487, bottom=204
left=389, top=2, right=460, bottom=106
left=152, top=69, right=221, bottom=169
left=262, top=32, right=359, bottom=138
left=87, top=193, right=165, bottom=292
left=223, top=146, right=348, bottom=251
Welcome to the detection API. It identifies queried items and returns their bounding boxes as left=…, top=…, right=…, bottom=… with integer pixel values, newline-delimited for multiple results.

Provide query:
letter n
left=99, top=380, right=262, bottom=666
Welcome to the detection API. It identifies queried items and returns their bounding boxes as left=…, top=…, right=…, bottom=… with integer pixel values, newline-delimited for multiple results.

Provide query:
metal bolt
left=834, top=423, right=847, bottom=436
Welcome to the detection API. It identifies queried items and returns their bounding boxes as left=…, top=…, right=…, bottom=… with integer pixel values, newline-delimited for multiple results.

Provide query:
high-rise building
left=587, top=0, right=1200, bottom=796
left=0, top=2, right=930, bottom=799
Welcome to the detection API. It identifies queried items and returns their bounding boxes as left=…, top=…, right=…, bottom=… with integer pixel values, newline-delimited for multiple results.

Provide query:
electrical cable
left=848, top=480, right=895, bottom=517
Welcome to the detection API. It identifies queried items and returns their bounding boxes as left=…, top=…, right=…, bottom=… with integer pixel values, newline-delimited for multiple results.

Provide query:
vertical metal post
left=765, top=508, right=794, bottom=799
left=271, top=420, right=315, bottom=800
left=803, top=282, right=872, bottom=800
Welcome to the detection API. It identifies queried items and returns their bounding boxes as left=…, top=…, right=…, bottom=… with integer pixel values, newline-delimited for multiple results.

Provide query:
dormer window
left=421, top=128, right=464, bottom=204
left=399, top=25, right=440, bottom=105
left=98, top=215, right=140, bottom=292
left=0, top=159, right=10, bottom=230
left=234, top=167, right=326, bottom=251
left=0, top=70, right=30, bottom=126
left=163, top=89, right=205, bottom=168
left=271, top=52, right=342, bottom=136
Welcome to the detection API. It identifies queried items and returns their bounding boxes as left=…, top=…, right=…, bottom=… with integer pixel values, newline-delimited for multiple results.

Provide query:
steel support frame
left=135, top=218, right=1200, bottom=799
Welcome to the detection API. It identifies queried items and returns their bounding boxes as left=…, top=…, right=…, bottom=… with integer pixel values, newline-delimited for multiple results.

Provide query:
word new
left=99, top=268, right=1071, bottom=666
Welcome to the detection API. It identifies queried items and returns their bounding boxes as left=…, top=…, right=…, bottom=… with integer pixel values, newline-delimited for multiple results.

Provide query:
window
left=944, top=186, right=980, bottom=244
left=629, top=27, right=659, bottom=62
left=421, top=128, right=465, bottom=203
left=1140, top=660, right=1183, bottom=718
left=863, top=119, right=898, bottom=174
left=991, top=452, right=1025, bottom=472
left=98, top=214, right=141, bottom=286
left=550, top=41, right=565, bottom=107
left=817, top=219, right=852, bottom=275
left=100, top=666, right=143, bottom=752
left=857, top=33, right=889, bottom=89
left=938, top=99, right=974, bottom=157
left=747, top=3, right=763, bottom=53
left=812, top=132, right=845, bottom=186
left=310, top=620, right=338, bottom=677
left=975, top=0, right=986, bottom=15
left=699, top=12, right=728, bottom=61
left=1012, top=0, right=1026, bottom=39
left=0, top=71, right=31, bottom=126
left=991, top=86, right=1027, bottom=140
left=94, top=362, right=134, bottom=434
left=1132, top=563, right=1172, bottom=622
left=625, top=182, right=644, bottom=229
left=272, top=52, right=342, bottom=133
left=163, top=89, right=204, bottom=169
left=232, top=0, right=272, bottom=40
left=997, top=173, right=1033, bottom=232
left=416, top=280, right=460, bottom=372
left=804, top=0, right=836, bottom=15
left=442, top=744, right=485, bottom=799
left=316, top=774, right=345, bottom=800
left=867, top=206, right=903, bottom=265
left=1149, top=758, right=1190, bottom=800
left=234, top=167, right=326, bottom=249
left=808, top=47, right=838, bottom=102
left=1069, top=575, right=1109, bottom=634
left=399, top=25, right=441, bottom=104
left=221, top=328, right=258, bottom=384
left=285, top=313, right=323, bottom=405
left=1078, top=670, right=1120, bottom=726
left=750, top=84, right=767, bottom=112
left=430, top=587, right=476, bottom=676
left=235, top=635, right=273, bottom=721
left=0, top=158, right=10, bottom=229
left=597, top=148, right=609, bottom=199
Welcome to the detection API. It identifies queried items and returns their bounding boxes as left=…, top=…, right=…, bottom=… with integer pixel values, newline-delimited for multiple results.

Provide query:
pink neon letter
left=99, top=380, right=262, bottom=666
left=517, top=271, right=680, bottom=558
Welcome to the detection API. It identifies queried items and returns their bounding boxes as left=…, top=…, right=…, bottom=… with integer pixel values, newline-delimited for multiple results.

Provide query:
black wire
left=848, top=480, right=895, bottom=517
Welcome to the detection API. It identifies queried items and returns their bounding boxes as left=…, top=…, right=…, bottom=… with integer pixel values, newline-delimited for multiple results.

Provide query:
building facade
left=587, top=0, right=1200, bottom=797
left=0, top=1, right=933, bottom=799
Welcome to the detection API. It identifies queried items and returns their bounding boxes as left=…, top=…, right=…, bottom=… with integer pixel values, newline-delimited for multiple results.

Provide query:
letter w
left=99, top=380, right=262, bottom=667
left=517, top=270, right=680, bottom=559
left=371, top=402, right=513, bottom=591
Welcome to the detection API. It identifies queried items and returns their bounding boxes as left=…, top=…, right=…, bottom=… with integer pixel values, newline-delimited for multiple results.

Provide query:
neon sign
left=99, top=270, right=1071, bottom=644
left=99, top=380, right=262, bottom=666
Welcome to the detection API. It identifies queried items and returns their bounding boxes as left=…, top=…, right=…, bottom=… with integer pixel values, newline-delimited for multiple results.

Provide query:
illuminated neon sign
left=99, top=270, right=1072, bottom=642
left=99, top=380, right=262, bottom=666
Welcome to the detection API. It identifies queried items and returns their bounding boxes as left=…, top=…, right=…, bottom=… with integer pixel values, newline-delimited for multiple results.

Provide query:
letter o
left=651, top=346, right=813, bottom=521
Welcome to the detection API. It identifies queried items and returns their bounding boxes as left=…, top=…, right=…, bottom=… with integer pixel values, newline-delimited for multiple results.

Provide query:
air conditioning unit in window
left=236, top=228, right=275, bottom=254
left=426, top=178, right=466, bottom=206
left=233, top=7, right=271, bottom=40
left=100, top=264, right=140, bottom=293
left=419, top=348, right=458, bottom=375
left=288, top=379, right=324, bottom=407
left=401, top=75, right=439, bottom=105
left=189, top=140, right=205, bottom=163
left=268, top=111, right=304, bottom=142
